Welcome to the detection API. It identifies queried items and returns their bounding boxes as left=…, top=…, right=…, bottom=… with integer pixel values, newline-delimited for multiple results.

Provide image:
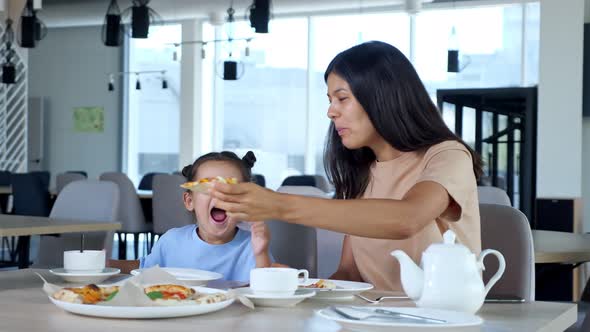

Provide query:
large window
left=213, top=18, right=308, bottom=190
left=415, top=4, right=532, bottom=97
left=125, top=24, right=181, bottom=185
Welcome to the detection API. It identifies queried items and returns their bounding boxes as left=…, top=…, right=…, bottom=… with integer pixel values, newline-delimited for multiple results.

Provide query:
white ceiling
left=35, top=0, right=421, bottom=27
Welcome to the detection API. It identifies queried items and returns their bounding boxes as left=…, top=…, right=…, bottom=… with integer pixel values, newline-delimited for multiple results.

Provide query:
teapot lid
left=424, top=230, right=472, bottom=255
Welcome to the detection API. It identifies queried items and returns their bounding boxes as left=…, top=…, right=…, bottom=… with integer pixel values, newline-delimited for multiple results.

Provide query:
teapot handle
left=477, top=249, right=506, bottom=297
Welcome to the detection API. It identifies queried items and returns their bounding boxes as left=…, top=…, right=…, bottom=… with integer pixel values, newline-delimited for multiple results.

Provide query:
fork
left=329, top=306, right=445, bottom=324
left=355, top=293, right=409, bottom=304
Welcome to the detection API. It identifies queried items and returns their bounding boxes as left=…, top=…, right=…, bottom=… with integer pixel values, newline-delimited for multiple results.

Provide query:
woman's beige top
left=350, top=140, right=481, bottom=291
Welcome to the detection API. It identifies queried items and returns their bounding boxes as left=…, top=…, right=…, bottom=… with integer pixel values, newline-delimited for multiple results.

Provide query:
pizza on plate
left=300, top=279, right=337, bottom=289
left=52, top=283, right=228, bottom=306
left=53, top=284, right=119, bottom=304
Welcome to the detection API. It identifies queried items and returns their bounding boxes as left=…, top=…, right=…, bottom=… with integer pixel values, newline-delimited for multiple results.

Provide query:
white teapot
left=391, top=230, right=505, bottom=314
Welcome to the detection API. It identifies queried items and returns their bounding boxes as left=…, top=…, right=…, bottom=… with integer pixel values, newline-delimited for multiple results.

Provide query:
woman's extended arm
left=210, top=180, right=453, bottom=240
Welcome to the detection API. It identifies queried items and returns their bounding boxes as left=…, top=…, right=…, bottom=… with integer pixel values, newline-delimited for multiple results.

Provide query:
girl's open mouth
left=210, top=207, right=228, bottom=224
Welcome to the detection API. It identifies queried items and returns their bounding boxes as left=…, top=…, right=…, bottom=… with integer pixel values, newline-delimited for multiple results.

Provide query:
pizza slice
left=180, top=176, right=238, bottom=192
left=53, top=284, right=120, bottom=304
left=300, top=279, right=337, bottom=289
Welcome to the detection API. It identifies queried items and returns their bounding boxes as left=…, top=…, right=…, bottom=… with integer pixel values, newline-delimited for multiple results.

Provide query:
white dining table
left=0, top=269, right=577, bottom=332
left=0, top=214, right=121, bottom=269
left=532, top=229, right=590, bottom=264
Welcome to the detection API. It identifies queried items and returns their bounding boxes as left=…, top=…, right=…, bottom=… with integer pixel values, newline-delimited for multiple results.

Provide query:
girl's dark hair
left=181, top=151, right=256, bottom=183
left=323, top=41, right=483, bottom=200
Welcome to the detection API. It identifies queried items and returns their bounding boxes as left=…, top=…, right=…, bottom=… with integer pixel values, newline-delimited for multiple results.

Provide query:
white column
left=537, top=0, right=584, bottom=198
left=582, top=0, right=590, bottom=231
left=179, top=19, right=203, bottom=168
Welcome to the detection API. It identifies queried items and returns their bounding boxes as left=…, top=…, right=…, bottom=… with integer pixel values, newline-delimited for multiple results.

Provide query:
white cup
left=250, top=268, right=309, bottom=296
left=63, top=250, right=106, bottom=273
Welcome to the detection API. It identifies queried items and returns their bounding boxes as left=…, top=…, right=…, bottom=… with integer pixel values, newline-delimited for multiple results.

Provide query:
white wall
left=537, top=0, right=585, bottom=198
left=581, top=0, right=590, bottom=232
left=28, top=26, right=123, bottom=183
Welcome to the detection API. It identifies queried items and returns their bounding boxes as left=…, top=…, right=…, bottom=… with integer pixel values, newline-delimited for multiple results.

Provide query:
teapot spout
left=391, top=250, right=423, bottom=301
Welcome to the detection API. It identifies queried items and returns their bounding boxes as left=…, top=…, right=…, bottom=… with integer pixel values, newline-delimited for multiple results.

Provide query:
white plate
left=49, top=268, right=120, bottom=283
left=317, top=306, right=483, bottom=331
left=130, top=267, right=223, bottom=286
left=300, top=279, right=374, bottom=300
left=49, top=286, right=234, bottom=319
left=235, top=288, right=316, bottom=307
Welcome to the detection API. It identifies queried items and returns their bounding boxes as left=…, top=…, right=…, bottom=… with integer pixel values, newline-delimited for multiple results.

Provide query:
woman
left=210, top=41, right=483, bottom=291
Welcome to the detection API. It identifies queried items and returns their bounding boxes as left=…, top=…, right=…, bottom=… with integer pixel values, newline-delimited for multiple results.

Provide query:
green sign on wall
left=73, top=107, right=104, bottom=132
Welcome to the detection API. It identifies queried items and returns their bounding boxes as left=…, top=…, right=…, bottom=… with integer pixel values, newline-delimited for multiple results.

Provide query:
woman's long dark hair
left=323, top=41, right=482, bottom=199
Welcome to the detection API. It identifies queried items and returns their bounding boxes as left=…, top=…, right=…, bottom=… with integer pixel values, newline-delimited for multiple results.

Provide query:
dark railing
left=436, top=87, right=537, bottom=221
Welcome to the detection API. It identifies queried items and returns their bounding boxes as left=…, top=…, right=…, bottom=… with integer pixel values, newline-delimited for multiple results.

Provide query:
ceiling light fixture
left=106, top=70, right=167, bottom=92
left=102, top=0, right=124, bottom=47
left=18, top=0, right=46, bottom=48
left=248, top=0, right=271, bottom=33
left=1, top=19, right=16, bottom=84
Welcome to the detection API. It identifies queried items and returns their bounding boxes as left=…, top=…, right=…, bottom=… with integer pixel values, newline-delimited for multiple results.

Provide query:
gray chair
left=480, top=203, right=535, bottom=301
left=313, top=175, right=332, bottom=193
left=281, top=175, right=317, bottom=187
left=138, top=172, right=166, bottom=191
left=477, top=186, right=511, bottom=206
left=252, top=174, right=266, bottom=187
left=267, top=186, right=326, bottom=277
left=278, top=184, right=342, bottom=278
left=33, top=180, right=120, bottom=268
left=152, top=174, right=194, bottom=235
left=317, top=228, right=344, bottom=278
left=55, top=172, right=86, bottom=194
left=99, top=172, right=152, bottom=260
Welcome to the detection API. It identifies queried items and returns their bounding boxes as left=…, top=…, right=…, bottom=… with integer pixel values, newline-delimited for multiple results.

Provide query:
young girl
left=109, top=151, right=273, bottom=282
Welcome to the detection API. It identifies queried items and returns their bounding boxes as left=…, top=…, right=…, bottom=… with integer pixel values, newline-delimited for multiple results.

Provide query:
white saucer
left=300, top=279, right=374, bottom=300
left=235, top=288, right=316, bottom=307
left=130, top=267, right=223, bottom=286
left=317, top=306, right=483, bottom=331
left=49, top=268, right=120, bottom=283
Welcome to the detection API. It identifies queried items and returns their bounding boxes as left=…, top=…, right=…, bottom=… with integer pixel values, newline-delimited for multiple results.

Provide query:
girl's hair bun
left=242, top=151, right=256, bottom=168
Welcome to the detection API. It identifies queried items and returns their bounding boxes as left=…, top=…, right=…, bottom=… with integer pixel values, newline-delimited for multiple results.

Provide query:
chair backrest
left=56, top=172, right=86, bottom=194
left=99, top=172, right=150, bottom=233
left=266, top=186, right=326, bottom=277
left=66, top=170, right=88, bottom=177
left=277, top=185, right=341, bottom=278
left=0, top=170, right=11, bottom=185
left=252, top=174, right=266, bottom=187
left=477, top=186, right=511, bottom=206
left=480, top=203, right=535, bottom=301
left=10, top=173, right=51, bottom=216
left=50, top=180, right=120, bottom=221
left=29, top=171, right=50, bottom=190
left=152, top=174, right=194, bottom=234
left=34, top=180, right=120, bottom=268
left=0, top=170, right=11, bottom=213
left=277, top=185, right=328, bottom=197
left=281, top=175, right=317, bottom=187
left=138, top=172, right=166, bottom=190
left=317, top=228, right=345, bottom=279
left=313, top=175, right=332, bottom=193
